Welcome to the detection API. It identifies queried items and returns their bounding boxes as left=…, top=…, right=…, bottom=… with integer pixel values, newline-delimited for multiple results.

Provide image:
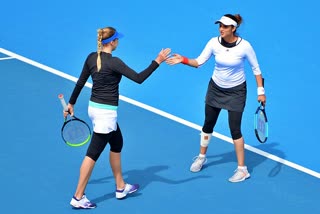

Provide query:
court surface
left=0, top=49, right=319, bottom=214
left=1, top=0, right=320, bottom=213
left=2, top=0, right=320, bottom=173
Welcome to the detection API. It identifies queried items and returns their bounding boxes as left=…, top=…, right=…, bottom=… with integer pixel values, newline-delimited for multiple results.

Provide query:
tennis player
left=166, top=14, right=266, bottom=182
left=64, top=26, right=171, bottom=209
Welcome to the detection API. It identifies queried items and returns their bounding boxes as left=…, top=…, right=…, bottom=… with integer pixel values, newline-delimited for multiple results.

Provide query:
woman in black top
left=64, top=26, right=171, bottom=209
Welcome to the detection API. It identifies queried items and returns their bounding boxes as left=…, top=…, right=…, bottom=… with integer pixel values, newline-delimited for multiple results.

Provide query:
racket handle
left=58, top=94, right=68, bottom=112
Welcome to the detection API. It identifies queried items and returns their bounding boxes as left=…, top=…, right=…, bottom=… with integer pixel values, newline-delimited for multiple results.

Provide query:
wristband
left=181, top=56, right=189, bottom=64
left=257, top=87, right=265, bottom=95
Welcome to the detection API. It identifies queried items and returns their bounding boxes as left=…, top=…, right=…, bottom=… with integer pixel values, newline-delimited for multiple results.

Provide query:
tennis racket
left=254, top=103, right=268, bottom=143
left=58, top=94, right=91, bottom=147
left=254, top=78, right=268, bottom=143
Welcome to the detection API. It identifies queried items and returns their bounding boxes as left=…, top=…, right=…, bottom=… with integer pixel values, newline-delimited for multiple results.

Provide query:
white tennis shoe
left=190, top=156, right=207, bottom=172
left=70, top=194, right=96, bottom=209
left=228, top=167, right=250, bottom=182
left=116, top=183, right=139, bottom=199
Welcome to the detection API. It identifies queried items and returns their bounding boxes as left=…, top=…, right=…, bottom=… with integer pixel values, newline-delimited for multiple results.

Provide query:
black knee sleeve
left=203, top=104, right=221, bottom=133
left=86, top=124, right=123, bottom=159
left=109, top=126, right=123, bottom=153
left=230, top=129, right=242, bottom=140
left=86, top=132, right=109, bottom=161
left=228, top=111, right=243, bottom=140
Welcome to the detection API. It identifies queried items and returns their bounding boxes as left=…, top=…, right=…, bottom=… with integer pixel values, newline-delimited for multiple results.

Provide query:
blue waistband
left=89, top=101, right=118, bottom=110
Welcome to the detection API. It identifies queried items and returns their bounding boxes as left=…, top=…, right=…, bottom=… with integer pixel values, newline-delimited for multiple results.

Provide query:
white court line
left=1, top=47, right=319, bottom=179
left=0, top=56, right=14, bottom=60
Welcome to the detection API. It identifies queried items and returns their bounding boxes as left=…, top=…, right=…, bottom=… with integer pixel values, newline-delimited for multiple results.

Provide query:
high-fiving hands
left=165, top=53, right=183, bottom=65
left=155, top=48, right=172, bottom=64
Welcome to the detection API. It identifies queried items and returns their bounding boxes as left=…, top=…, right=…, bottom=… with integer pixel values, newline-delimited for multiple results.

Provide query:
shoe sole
left=70, top=204, right=96, bottom=209
left=228, top=174, right=251, bottom=183
left=190, top=164, right=204, bottom=172
left=70, top=199, right=96, bottom=209
left=190, top=168, right=202, bottom=172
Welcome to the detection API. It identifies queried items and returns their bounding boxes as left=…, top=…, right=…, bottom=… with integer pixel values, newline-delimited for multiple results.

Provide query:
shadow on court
left=89, top=165, right=211, bottom=203
left=1, top=52, right=319, bottom=214
left=205, top=142, right=285, bottom=177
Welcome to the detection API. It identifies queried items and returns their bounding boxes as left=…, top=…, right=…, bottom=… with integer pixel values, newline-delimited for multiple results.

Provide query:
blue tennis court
left=1, top=48, right=319, bottom=214
left=1, top=0, right=319, bottom=213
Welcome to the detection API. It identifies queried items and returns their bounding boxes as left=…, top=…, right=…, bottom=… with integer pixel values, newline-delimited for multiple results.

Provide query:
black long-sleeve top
left=69, top=52, right=159, bottom=106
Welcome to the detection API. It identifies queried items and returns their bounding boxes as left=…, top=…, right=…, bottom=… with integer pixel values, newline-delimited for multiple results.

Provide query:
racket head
left=254, top=103, right=268, bottom=143
left=61, top=116, right=91, bottom=147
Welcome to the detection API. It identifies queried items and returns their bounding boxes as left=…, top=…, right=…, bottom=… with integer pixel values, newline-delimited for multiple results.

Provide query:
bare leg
left=109, top=151, right=125, bottom=190
left=74, top=156, right=96, bottom=199
left=200, top=146, right=208, bottom=155
left=233, top=137, right=245, bottom=166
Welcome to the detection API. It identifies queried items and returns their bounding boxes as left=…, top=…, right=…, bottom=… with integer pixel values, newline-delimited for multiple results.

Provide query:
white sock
left=199, top=153, right=206, bottom=158
left=238, top=166, right=247, bottom=170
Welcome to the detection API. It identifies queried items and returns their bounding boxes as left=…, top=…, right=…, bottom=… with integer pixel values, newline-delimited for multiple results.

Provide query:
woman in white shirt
left=166, top=14, right=266, bottom=182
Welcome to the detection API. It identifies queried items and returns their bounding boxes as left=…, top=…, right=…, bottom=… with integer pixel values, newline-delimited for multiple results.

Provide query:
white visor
left=215, top=16, right=238, bottom=27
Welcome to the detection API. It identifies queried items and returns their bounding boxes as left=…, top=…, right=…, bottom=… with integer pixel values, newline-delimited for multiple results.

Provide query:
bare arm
left=166, top=54, right=199, bottom=68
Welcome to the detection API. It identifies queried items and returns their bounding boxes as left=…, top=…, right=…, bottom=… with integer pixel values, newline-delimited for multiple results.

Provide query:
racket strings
left=255, top=109, right=268, bottom=142
left=257, top=112, right=266, bottom=133
left=62, top=120, right=91, bottom=145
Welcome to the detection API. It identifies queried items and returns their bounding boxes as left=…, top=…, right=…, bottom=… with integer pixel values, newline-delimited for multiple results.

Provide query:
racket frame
left=254, top=103, right=268, bottom=143
left=61, top=115, right=91, bottom=147
left=58, top=94, right=91, bottom=147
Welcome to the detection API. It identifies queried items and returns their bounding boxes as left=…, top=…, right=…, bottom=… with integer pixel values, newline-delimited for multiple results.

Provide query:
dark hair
left=224, top=14, right=243, bottom=27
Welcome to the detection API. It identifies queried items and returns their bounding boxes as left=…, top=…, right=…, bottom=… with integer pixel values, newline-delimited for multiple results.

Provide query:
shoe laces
left=192, top=156, right=207, bottom=165
left=81, top=195, right=91, bottom=204
left=81, top=195, right=90, bottom=203
left=232, top=168, right=247, bottom=178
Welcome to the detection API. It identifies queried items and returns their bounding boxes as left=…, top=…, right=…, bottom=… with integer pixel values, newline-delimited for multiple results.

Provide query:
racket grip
left=58, top=94, right=68, bottom=112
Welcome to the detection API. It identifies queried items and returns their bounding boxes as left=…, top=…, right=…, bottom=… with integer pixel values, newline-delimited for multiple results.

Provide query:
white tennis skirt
left=88, top=101, right=118, bottom=134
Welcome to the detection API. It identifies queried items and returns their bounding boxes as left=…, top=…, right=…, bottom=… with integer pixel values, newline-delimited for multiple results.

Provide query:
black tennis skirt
left=205, top=78, right=247, bottom=112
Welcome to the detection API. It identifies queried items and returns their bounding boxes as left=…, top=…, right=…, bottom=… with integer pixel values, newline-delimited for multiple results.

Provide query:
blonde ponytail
left=96, top=27, right=117, bottom=72
left=97, top=29, right=103, bottom=72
